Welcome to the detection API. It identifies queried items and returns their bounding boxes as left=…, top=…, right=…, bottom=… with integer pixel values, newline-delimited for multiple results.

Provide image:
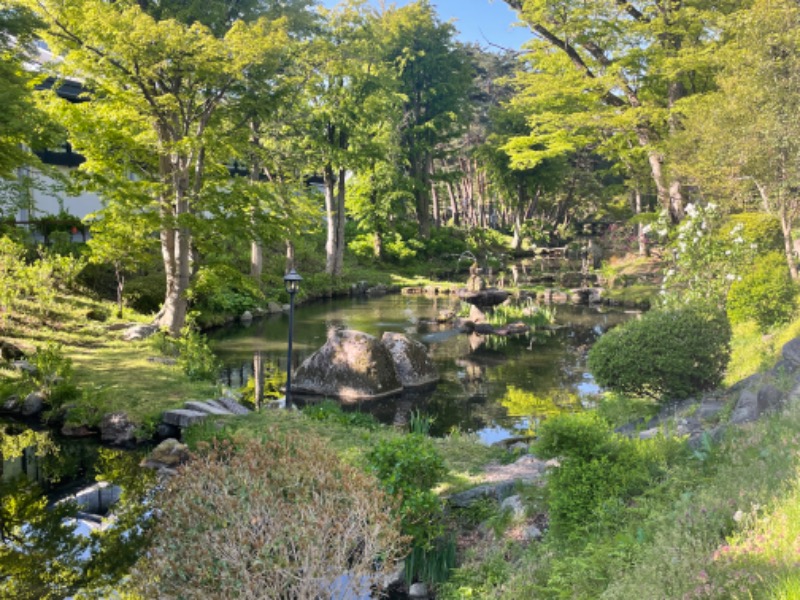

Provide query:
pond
left=209, top=294, right=635, bottom=444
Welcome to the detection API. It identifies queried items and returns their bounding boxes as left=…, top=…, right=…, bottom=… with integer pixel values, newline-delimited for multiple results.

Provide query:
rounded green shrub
left=587, top=306, right=731, bottom=401
left=727, top=251, right=797, bottom=331
left=535, top=412, right=613, bottom=461
left=717, top=212, right=783, bottom=253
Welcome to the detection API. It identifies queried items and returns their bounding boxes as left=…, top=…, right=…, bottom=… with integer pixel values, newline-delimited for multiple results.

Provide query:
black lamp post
left=283, top=268, right=302, bottom=408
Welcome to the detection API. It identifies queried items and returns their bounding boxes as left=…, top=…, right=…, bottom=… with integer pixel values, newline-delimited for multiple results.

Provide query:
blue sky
left=321, top=1, right=531, bottom=50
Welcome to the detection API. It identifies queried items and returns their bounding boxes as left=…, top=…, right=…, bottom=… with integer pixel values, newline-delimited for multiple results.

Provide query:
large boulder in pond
left=381, top=332, right=439, bottom=389
left=292, top=330, right=403, bottom=401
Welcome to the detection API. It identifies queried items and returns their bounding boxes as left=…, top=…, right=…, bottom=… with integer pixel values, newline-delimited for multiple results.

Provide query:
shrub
left=188, top=263, right=264, bottom=317
left=175, top=326, right=219, bottom=382
left=727, top=252, right=797, bottom=331
left=536, top=413, right=688, bottom=544
left=535, top=412, right=614, bottom=461
left=717, top=212, right=783, bottom=253
left=587, top=306, right=731, bottom=401
left=130, top=436, right=407, bottom=600
left=366, top=434, right=447, bottom=550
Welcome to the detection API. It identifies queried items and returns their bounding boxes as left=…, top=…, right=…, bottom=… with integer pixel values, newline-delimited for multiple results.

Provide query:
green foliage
left=0, top=478, right=87, bottom=600
left=588, top=305, right=731, bottom=401
left=535, top=412, right=614, bottom=461
left=536, top=412, right=688, bottom=544
left=301, top=400, right=378, bottom=430
left=124, top=272, right=164, bottom=315
left=727, top=251, right=797, bottom=331
left=661, top=203, right=755, bottom=307
left=408, top=409, right=435, bottom=436
left=485, top=298, right=556, bottom=330
left=366, top=434, right=447, bottom=549
left=130, top=436, right=407, bottom=599
left=175, top=326, right=219, bottom=382
left=26, top=343, right=74, bottom=401
left=188, top=264, right=264, bottom=317
left=718, top=212, right=783, bottom=253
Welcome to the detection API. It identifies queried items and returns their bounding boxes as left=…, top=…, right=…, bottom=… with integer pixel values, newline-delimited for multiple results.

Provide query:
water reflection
left=209, top=296, right=635, bottom=443
left=0, top=420, right=154, bottom=597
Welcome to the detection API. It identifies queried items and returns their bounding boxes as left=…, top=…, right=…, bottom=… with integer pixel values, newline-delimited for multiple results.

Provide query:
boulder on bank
left=292, top=330, right=404, bottom=401
left=381, top=332, right=439, bottom=388
left=100, top=412, right=137, bottom=446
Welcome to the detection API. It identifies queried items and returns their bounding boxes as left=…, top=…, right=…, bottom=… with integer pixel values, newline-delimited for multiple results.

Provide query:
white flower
left=734, top=237, right=744, bottom=244
left=725, top=250, right=731, bottom=255
left=750, top=243, right=758, bottom=250
left=707, top=202, right=717, bottom=211
left=658, top=229, right=667, bottom=237
left=642, top=224, right=652, bottom=234
left=726, top=274, right=735, bottom=281
left=685, top=203, right=697, bottom=218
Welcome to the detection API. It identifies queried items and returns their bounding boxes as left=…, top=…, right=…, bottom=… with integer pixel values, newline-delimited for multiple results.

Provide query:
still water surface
left=209, top=295, right=634, bottom=444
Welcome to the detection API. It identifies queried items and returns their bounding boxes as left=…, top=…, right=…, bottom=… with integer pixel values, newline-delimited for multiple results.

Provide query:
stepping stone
left=162, top=409, right=208, bottom=428
left=216, top=396, right=251, bottom=415
left=184, top=400, right=233, bottom=416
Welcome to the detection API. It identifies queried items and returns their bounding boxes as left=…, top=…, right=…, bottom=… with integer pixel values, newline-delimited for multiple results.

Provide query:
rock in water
left=381, top=332, right=439, bottom=388
left=292, top=330, right=403, bottom=401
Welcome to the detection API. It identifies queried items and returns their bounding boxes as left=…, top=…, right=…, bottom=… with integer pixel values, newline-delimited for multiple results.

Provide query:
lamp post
left=283, top=268, right=302, bottom=408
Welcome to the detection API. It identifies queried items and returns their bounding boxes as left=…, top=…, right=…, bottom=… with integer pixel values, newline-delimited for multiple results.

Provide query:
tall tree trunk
left=779, top=202, right=799, bottom=281
left=511, top=184, right=527, bottom=251
left=633, top=187, right=649, bottom=257
left=156, top=150, right=191, bottom=336
left=286, top=240, right=295, bottom=271
left=414, top=155, right=431, bottom=239
left=335, top=167, right=346, bottom=275
left=446, top=181, right=459, bottom=226
left=323, top=163, right=342, bottom=276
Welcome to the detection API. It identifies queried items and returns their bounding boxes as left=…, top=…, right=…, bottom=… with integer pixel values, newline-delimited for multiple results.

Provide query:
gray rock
left=141, top=438, right=191, bottom=470
left=184, top=400, right=234, bottom=416
left=638, top=427, right=661, bottom=440
left=122, top=324, right=159, bottom=341
left=676, top=417, right=703, bottom=436
left=11, top=360, right=36, bottom=375
left=731, top=389, right=759, bottom=424
left=366, top=285, right=388, bottom=297
left=252, top=307, right=267, bottom=317
left=381, top=332, right=439, bottom=388
left=21, top=391, right=46, bottom=417
left=147, top=356, right=177, bottom=365
left=694, top=401, right=725, bottom=421
left=155, top=422, right=181, bottom=439
left=281, top=303, right=291, bottom=312
left=447, top=481, right=516, bottom=508
left=757, top=383, right=784, bottom=414
left=61, top=423, right=94, bottom=437
left=436, top=310, right=456, bottom=323
left=522, top=525, right=543, bottom=542
left=267, top=302, right=283, bottom=314
left=215, top=396, right=252, bottom=415
left=409, top=582, right=429, bottom=599
left=500, top=495, right=526, bottom=520
left=509, top=441, right=529, bottom=453
left=474, top=323, right=496, bottom=335
left=292, top=330, right=403, bottom=401
left=2, top=395, right=20, bottom=412
left=457, top=287, right=510, bottom=309
left=782, top=337, right=800, bottom=367
left=216, top=396, right=251, bottom=415
left=468, top=304, right=486, bottom=324
left=454, top=318, right=475, bottom=333
left=240, top=310, right=253, bottom=323
left=161, top=409, right=208, bottom=428
left=100, top=412, right=138, bottom=446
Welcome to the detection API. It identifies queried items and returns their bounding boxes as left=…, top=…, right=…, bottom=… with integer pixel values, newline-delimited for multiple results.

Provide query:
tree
left=0, top=4, right=48, bottom=178
left=380, top=0, right=473, bottom=239
left=671, top=0, right=800, bottom=279
left=23, top=0, right=290, bottom=334
left=302, top=0, right=402, bottom=276
left=503, top=0, right=739, bottom=224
